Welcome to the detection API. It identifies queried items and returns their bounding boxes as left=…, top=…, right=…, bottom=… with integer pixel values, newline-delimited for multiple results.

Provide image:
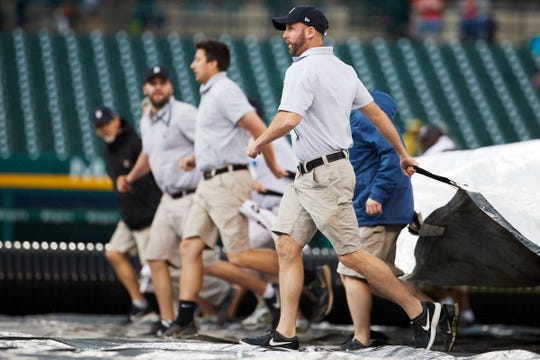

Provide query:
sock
left=133, top=298, right=148, bottom=309
left=262, top=283, right=275, bottom=299
left=440, top=296, right=454, bottom=305
left=411, top=303, right=427, bottom=323
left=461, top=309, right=475, bottom=323
left=161, top=319, right=173, bottom=328
left=176, top=300, right=197, bottom=326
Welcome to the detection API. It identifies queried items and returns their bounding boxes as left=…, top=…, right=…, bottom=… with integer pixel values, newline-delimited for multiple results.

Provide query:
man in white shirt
left=171, top=40, right=288, bottom=337
left=240, top=5, right=446, bottom=351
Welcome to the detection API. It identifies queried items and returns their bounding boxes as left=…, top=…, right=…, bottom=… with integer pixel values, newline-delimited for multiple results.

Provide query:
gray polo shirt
left=194, top=72, right=253, bottom=171
left=279, top=47, right=373, bottom=162
left=140, top=98, right=202, bottom=194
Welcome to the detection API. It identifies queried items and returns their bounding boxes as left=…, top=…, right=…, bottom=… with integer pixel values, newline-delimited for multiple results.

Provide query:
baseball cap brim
left=272, top=16, right=291, bottom=31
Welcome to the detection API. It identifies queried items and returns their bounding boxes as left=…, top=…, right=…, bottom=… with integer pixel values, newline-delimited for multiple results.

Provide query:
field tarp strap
left=409, top=188, right=540, bottom=287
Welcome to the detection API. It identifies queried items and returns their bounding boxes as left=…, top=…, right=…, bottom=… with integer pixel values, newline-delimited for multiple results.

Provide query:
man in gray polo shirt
left=169, top=40, right=288, bottom=337
left=240, top=5, right=447, bottom=351
left=117, top=66, right=232, bottom=336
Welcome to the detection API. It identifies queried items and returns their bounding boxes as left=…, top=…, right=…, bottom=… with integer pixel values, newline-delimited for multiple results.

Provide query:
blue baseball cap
left=144, top=65, right=170, bottom=83
left=272, top=5, right=329, bottom=36
left=93, top=106, right=115, bottom=127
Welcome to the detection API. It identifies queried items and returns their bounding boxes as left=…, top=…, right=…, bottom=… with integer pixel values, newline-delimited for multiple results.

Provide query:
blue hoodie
left=349, top=90, right=414, bottom=226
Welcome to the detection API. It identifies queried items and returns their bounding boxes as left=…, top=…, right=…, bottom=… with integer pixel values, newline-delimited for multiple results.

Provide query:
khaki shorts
left=105, top=221, right=151, bottom=265
left=273, top=158, right=361, bottom=255
left=144, top=193, right=219, bottom=268
left=183, top=170, right=252, bottom=253
left=337, top=224, right=405, bottom=279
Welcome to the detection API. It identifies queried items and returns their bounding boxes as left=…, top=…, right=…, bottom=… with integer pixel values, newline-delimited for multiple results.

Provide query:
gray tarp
left=395, top=140, right=540, bottom=286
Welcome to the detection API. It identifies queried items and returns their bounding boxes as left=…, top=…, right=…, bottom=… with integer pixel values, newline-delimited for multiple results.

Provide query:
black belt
left=297, top=150, right=347, bottom=174
left=203, top=164, right=249, bottom=180
left=169, top=188, right=196, bottom=199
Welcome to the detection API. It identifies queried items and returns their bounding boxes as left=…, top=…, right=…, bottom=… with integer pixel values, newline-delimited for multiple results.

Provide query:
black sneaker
left=410, top=301, right=442, bottom=350
left=339, top=336, right=386, bottom=351
left=128, top=303, right=154, bottom=323
left=439, top=303, right=459, bottom=352
left=307, top=265, right=334, bottom=323
left=264, top=286, right=281, bottom=328
left=162, top=320, right=198, bottom=338
left=155, top=321, right=172, bottom=337
left=339, top=337, right=368, bottom=351
left=240, top=329, right=299, bottom=351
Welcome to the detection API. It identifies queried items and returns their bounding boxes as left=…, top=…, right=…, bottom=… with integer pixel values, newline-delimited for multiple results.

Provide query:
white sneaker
left=241, top=303, right=271, bottom=329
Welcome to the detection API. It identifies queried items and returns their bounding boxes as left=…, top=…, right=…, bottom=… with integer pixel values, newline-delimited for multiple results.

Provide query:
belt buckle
left=210, top=168, right=217, bottom=178
left=227, top=164, right=233, bottom=173
left=298, top=162, right=308, bottom=174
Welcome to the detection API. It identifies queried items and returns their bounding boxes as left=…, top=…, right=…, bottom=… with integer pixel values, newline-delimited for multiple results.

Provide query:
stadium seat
left=1, top=30, right=540, bottom=170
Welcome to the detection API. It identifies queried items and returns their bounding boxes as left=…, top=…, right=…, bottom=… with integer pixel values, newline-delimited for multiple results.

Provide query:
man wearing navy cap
left=241, top=5, right=449, bottom=351
left=94, top=105, right=161, bottom=323
left=116, top=65, right=232, bottom=336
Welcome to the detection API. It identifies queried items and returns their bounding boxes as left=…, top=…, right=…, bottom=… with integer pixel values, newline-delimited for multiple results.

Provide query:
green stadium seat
left=243, top=35, right=279, bottom=122
left=63, top=31, right=97, bottom=160
left=1, top=30, right=540, bottom=170
left=500, top=43, right=540, bottom=139
left=423, top=42, right=480, bottom=149
left=13, top=29, right=40, bottom=159
left=474, top=42, right=529, bottom=142
left=114, top=31, right=143, bottom=129
left=37, top=30, right=69, bottom=160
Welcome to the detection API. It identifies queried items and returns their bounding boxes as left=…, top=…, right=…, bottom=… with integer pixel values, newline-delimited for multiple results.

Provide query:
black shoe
left=339, top=336, right=386, bottom=351
left=240, top=329, right=299, bottom=351
left=339, top=337, right=368, bottom=351
left=264, top=286, right=281, bottom=328
left=410, top=301, right=442, bottom=350
left=439, top=303, right=459, bottom=352
left=155, top=321, right=172, bottom=337
left=216, top=287, right=236, bottom=325
left=128, top=303, right=154, bottom=323
left=307, top=265, right=334, bottom=323
left=162, top=321, right=198, bottom=338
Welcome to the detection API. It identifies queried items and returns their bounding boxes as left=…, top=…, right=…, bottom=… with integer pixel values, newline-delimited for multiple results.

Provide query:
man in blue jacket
left=338, top=90, right=458, bottom=352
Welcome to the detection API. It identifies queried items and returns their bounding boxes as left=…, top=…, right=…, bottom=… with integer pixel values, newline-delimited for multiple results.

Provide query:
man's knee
left=338, top=250, right=368, bottom=272
left=180, top=237, right=204, bottom=259
left=105, top=250, right=124, bottom=264
left=275, top=235, right=302, bottom=260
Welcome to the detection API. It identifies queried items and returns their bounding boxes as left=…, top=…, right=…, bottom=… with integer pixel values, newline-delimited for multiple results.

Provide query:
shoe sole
left=239, top=340, right=297, bottom=351
left=445, top=303, right=460, bottom=352
left=426, top=303, right=442, bottom=350
left=129, top=311, right=158, bottom=324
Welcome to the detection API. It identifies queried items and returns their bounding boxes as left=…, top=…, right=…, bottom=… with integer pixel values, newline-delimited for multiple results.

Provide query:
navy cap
left=144, top=65, right=170, bottom=83
left=272, top=5, right=329, bottom=36
left=93, top=106, right=115, bottom=127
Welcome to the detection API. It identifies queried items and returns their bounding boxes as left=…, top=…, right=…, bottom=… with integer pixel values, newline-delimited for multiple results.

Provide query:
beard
left=150, top=93, right=171, bottom=109
left=289, top=32, right=307, bottom=57
left=103, top=135, right=116, bottom=144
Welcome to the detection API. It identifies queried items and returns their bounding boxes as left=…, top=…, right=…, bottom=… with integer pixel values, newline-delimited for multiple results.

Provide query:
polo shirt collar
left=292, top=46, right=333, bottom=63
left=200, top=71, right=227, bottom=95
left=149, top=98, right=172, bottom=126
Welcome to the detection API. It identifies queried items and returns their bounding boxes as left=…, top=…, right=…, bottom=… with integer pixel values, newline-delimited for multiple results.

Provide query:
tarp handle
left=413, top=166, right=460, bottom=189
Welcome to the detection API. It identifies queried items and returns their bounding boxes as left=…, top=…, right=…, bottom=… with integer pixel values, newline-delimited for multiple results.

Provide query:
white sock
left=262, top=283, right=275, bottom=299
left=461, top=309, right=475, bottom=323
left=133, top=298, right=148, bottom=308
left=440, top=296, right=454, bottom=305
